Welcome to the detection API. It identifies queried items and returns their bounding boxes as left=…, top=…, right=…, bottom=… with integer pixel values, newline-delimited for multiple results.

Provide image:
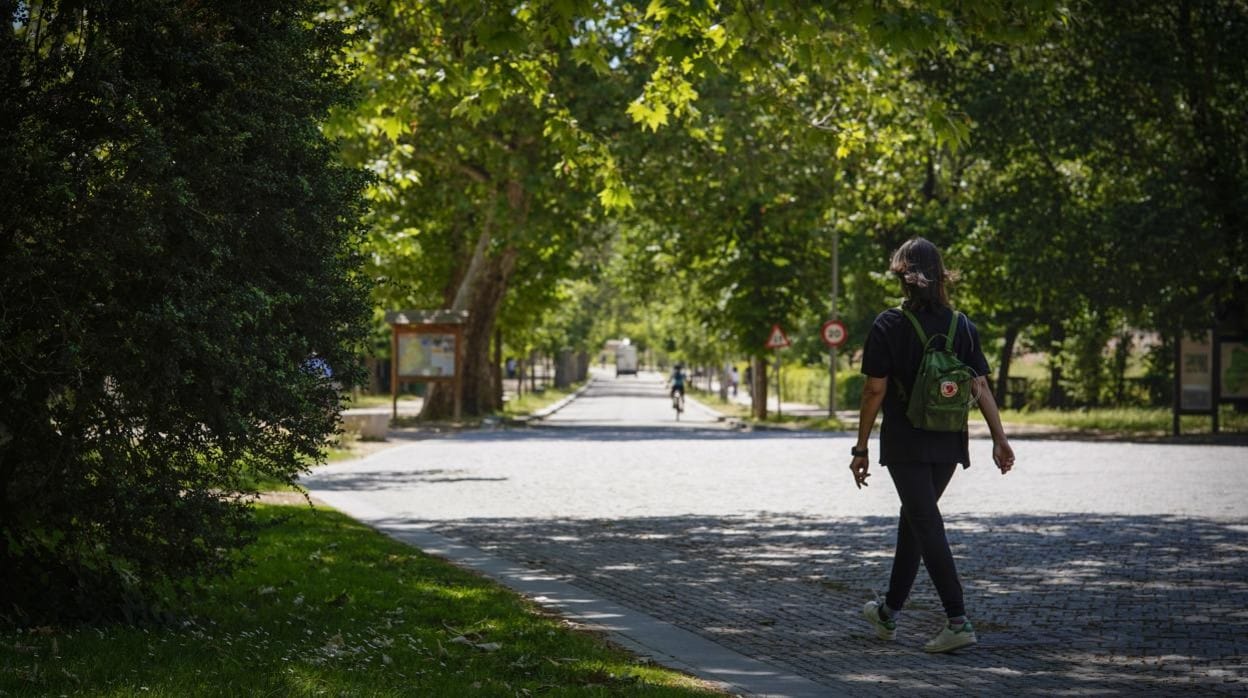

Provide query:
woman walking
left=849, top=237, right=1014, bottom=653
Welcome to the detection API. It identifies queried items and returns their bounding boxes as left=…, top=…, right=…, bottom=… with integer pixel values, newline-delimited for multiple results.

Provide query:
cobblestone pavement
left=306, top=375, right=1248, bottom=695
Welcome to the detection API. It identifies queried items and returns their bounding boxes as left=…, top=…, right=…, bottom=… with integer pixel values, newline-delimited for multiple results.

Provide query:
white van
left=615, top=345, right=638, bottom=376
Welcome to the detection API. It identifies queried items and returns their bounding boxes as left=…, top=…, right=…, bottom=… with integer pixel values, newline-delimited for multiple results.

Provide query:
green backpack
left=895, top=308, right=977, bottom=432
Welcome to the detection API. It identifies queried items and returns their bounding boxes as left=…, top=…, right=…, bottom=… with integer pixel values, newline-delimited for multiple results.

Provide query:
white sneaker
left=923, top=621, right=977, bottom=653
left=862, top=600, right=896, bottom=641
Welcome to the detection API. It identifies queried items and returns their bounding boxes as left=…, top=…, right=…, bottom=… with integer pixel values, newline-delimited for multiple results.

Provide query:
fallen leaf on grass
left=449, top=635, right=502, bottom=652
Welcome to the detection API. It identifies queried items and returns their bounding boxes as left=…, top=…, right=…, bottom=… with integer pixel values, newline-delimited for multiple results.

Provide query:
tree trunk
left=493, top=329, right=503, bottom=407
left=1113, top=330, right=1132, bottom=405
left=420, top=233, right=518, bottom=420
left=420, top=176, right=536, bottom=420
left=995, top=325, right=1020, bottom=407
left=1046, top=321, right=1067, bottom=408
left=751, top=355, right=768, bottom=420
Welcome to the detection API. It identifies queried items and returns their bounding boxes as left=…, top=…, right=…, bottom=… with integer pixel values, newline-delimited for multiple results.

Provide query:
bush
left=774, top=364, right=864, bottom=409
left=0, top=1, right=369, bottom=624
left=839, top=373, right=866, bottom=408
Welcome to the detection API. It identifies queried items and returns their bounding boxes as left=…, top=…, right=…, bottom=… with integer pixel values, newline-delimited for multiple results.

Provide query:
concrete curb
left=504, top=378, right=596, bottom=426
left=308, top=488, right=833, bottom=697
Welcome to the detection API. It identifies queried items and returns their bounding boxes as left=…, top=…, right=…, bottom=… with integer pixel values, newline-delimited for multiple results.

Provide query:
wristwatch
left=851, top=446, right=869, bottom=457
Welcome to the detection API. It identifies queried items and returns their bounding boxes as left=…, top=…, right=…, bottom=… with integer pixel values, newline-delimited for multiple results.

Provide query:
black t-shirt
left=860, top=305, right=991, bottom=468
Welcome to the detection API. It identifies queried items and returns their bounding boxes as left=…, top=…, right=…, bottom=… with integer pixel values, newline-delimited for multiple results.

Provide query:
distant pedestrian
left=849, top=236, right=1015, bottom=654
left=729, top=365, right=740, bottom=397
left=744, top=365, right=753, bottom=396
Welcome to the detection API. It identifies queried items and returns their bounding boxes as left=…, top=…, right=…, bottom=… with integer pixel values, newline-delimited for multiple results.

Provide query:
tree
left=336, top=1, right=1066, bottom=419
left=0, top=0, right=369, bottom=622
left=327, top=1, right=631, bottom=418
left=928, top=0, right=1248, bottom=405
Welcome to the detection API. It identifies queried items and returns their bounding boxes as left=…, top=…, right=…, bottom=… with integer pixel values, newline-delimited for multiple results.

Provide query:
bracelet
left=851, top=446, right=869, bottom=457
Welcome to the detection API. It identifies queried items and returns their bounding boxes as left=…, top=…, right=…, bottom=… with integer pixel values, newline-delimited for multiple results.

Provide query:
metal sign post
left=775, top=350, right=782, bottom=418
left=764, top=324, right=791, bottom=419
left=821, top=318, right=848, bottom=418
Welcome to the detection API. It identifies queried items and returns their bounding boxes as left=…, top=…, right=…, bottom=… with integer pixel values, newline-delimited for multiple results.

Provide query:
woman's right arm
left=973, top=375, right=1014, bottom=474
left=850, top=376, right=887, bottom=489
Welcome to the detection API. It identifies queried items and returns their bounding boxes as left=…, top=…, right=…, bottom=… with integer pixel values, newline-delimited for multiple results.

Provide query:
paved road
left=306, top=374, right=1248, bottom=695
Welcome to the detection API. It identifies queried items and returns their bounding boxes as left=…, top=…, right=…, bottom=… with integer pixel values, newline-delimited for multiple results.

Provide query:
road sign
left=820, top=319, right=848, bottom=348
left=764, top=324, right=791, bottom=349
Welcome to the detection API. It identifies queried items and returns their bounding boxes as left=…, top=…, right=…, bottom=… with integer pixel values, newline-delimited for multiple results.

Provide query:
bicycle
left=672, top=390, right=685, bottom=420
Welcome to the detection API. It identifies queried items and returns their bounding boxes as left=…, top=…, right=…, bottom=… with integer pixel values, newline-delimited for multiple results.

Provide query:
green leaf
left=598, top=182, right=634, bottom=210
left=705, top=23, right=727, bottom=50
left=374, top=116, right=405, bottom=143
left=626, top=98, right=670, bottom=132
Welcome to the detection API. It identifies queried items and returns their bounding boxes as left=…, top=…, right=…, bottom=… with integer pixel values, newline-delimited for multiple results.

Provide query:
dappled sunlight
left=424, top=511, right=1248, bottom=693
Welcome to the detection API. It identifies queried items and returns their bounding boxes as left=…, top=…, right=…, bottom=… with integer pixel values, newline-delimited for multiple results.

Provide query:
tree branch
left=415, top=153, right=491, bottom=184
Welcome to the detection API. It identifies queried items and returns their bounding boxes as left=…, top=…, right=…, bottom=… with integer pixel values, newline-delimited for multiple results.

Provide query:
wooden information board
left=386, top=309, right=468, bottom=421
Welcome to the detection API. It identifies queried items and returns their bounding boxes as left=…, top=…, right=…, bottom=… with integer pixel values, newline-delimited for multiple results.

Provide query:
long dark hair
left=889, top=237, right=957, bottom=311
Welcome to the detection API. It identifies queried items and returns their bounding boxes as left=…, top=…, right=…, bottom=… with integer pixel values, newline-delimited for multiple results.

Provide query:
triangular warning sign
left=764, top=324, right=791, bottom=349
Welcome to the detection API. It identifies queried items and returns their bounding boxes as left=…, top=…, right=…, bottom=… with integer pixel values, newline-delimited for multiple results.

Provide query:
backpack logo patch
left=941, top=381, right=959, bottom=398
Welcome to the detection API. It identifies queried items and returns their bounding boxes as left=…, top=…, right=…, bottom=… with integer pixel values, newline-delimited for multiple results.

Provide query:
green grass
left=501, top=382, right=583, bottom=417
left=688, top=388, right=750, bottom=419
left=0, top=505, right=721, bottom=697
left=1000, top=406, right=1248, bottom=434
left=753, top=414, right=848, bottom=431
left=689, top=388, right=847, bottom=430
left=343, top=393, right=423, bottom=409
left=737, top=411, right=847, bottom=431
left=236, top=438, right=371, bottom=492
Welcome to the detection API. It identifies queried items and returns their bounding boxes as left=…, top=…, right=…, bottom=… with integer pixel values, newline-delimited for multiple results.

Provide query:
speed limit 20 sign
left=820, top=319, right=848, bottom=348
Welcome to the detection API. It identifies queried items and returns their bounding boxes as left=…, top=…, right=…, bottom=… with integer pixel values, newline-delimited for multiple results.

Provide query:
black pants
left=884, top=463, right=965, bottom=619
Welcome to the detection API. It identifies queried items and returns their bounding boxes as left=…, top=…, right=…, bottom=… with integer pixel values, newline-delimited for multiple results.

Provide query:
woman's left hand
left=850, top=456, right=871, bottom=489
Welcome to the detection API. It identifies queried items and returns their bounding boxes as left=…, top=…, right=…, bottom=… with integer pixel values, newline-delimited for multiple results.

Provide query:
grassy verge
left=501, top=382, right=584, bottom=418
left=342, top=393, right=423, bottom=409
left=1000, top=406, right=1248, bottom=434
left=688, top=389, right=750, bottom=420
left=689, top=388, right=847, bottom=431
left=0, top=505, right=721, bottom=697
left=237, top=437, right=376, bottom=492
left=755, top=414, right=848, bottom=431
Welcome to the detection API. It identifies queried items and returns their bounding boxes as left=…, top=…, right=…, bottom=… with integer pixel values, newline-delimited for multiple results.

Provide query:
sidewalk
left=307, top=408, right=1248, bottom=696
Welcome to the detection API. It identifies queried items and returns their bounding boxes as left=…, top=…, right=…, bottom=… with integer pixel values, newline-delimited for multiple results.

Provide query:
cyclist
left=667, top=363, right=688, bottom=406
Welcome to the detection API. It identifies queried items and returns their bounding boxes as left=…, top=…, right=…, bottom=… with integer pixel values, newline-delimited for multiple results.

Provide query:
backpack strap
left=943, top=311, right=959, bottom=352
left=895, top=308, right=926, bottom=403
left=900, top=308, right=929, bottom=347
left=902, top=307, right=961, bottom=352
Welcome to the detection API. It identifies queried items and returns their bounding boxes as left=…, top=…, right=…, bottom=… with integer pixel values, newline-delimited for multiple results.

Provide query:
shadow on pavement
left=369, top=511, right=1248, bottom=694
left=308, top=468, right=508, bottom=491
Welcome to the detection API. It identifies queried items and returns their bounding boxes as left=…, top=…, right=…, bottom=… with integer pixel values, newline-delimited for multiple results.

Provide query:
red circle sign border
left=821, top=319, right=848, bottom=348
